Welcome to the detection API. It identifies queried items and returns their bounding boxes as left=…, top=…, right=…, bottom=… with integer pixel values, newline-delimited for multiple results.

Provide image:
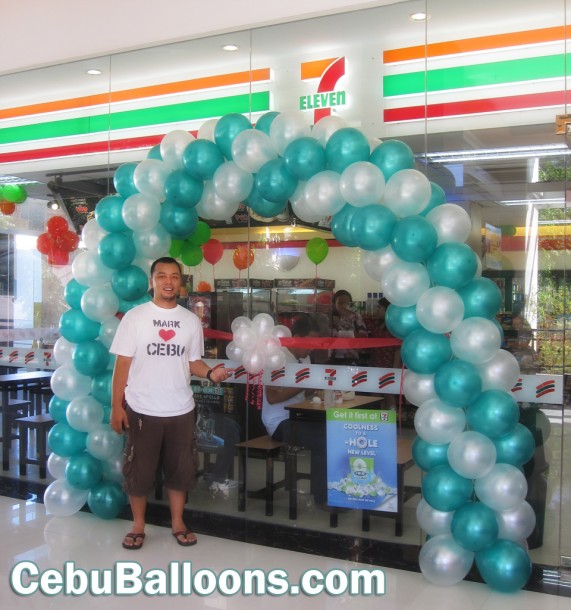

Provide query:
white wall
left=0, top=0, right=407, bottom=74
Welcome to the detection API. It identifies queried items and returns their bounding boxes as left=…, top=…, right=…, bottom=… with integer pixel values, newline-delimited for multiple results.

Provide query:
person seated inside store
left=261, top=314, right=328, bottom=506
left=331, top=289, right=368, bottom=365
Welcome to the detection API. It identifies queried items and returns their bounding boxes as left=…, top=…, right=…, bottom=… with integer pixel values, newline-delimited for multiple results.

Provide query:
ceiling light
left=409, top=12, right=430, bottom=21
left=422, top=144, right=571, bottom=164
left=222, top=44, right=239, bottom=52
left=48, top=201, right=60, bottom=210
left=86, top=68, right=102, bottom=75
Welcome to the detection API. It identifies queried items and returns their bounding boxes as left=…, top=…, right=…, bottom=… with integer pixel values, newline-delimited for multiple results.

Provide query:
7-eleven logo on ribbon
left=300, top=57, right=346, bottom=124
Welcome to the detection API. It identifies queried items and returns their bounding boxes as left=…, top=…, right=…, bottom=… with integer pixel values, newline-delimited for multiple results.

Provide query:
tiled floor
left=1, top=495, right=571, bottom=609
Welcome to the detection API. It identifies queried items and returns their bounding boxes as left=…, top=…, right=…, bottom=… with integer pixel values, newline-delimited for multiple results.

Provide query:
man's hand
left=210, top=366, right=234, bottom=383
left=110, top=407, right=129, bottom=435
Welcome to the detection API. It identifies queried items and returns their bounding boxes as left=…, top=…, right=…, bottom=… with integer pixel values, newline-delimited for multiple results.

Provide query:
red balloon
left=37, top=232, right=55, bottom=255
left=197, top=281, right=212, bottom=292
left=55, top=230, right=80, bottom=252
left=203, top=239, right=224, bottom=265
left=233, top=246, right=254, bottom=271
left=0, top=201, right=16, bottom=215
left=46, top=216, right=69, bottom=236
left=48, top=249, right=69, bottom=266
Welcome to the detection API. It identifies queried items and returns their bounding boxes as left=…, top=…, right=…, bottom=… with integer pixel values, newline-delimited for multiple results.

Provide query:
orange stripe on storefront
left=301, top=58, right=338, bottom=80
left=0, top=68, right=271, bottom=121
left=383, top=26, right=571, bottom=64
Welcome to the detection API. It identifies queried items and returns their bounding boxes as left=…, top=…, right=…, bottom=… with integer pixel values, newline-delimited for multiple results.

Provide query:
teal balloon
left=111, top=265, right=149, bottom=301
left=59, top=309, right=101, bottom=343
left=369, top=139, right=414, bottom=180
left=493, top=423, right=535, bottom=467
left=385, top=304, right=421, bottom=339
left=401, top=329, right=452, bottom=374
left=183, top=139, right=224, bottom=180
left=119, top=293, right=152, bottom=313
left=475, top=539, right=532, bottom=592
left=412, top=437, right=449, bottom=471
left=391, top=216, right=438, bottom=262
left=49, top=396, right=70, bottom=422
left=245, top=182, right=287, bottom=217
left=255, top=111, right=279, bottom=135
left=91, top=371, right=112, bottom=405
left=214, top=113, right=252, bottom=159
left=113, top=163, right=138, bottom=198
left=147, top=144, right=163, bottom=160
left=422, top=464, right=473, bottom=512
left=466, top=390, right=519, bottom=438
left=451, top=502, right=499, bottom=552
left=160, top=200, right=198, bottom=239
left=87, top=480, right=128, bottom=519
left=331, top=204, right=359, bottom=246
left=420, top=182, right=446, bottom=217
left=350, top=204, right=397, bottom=251
left=284, top=137, right=326, bottom=180
left=48, top=422, right=87, bottom=457
left=98, top=232, right=136, bottom=270
left=434, top=359, right=482, bottom=408
left=255, top=158, right=297, bottom=203
left=164, top=169, right=203, bottom=208
left=66, top=452, right=103, bottom=490
left=95, top=195, right=128, bottom=233
left=72, top=340, right=110, bottom=376
left=64, top=279, right=88, bottom=309
left=457, top=278, right=503, bottom=319
left=427, top=243, right=478, bottom=289
left=325, top=128, right=370, bottom=173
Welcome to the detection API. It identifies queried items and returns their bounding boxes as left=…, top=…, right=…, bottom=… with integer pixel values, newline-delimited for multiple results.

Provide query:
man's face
left=150, top=262, right=182, bottom=304
left=292, top=330, right=319, bottom=360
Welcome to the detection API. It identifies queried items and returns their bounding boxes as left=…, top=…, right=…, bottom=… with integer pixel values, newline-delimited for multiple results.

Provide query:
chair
left=13, top=413, right=55, bottom=478
left=1, top=399, right=32, bottom=471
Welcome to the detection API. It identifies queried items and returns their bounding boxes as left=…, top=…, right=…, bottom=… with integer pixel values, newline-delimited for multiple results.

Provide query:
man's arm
left=265, top=385, right=305, bottom=404
left=189, top=359, right=233, bottom=383
left=110, top=355, right=132, bottom=434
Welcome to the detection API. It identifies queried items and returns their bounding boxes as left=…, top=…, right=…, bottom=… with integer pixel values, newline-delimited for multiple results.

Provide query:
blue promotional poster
left=326, top=409, right=397, bottom=511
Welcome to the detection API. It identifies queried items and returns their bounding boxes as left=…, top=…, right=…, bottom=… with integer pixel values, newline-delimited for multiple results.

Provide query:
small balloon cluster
left=0, top=183, right=28, bottom=215
left=36, top=217, right=80, bottom=265
left=226, top=313, right=291, bottom=374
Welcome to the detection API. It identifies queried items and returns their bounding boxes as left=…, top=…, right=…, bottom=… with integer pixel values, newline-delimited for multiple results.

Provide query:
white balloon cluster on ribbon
left=226, top=313, right=292, bottom=374
left=44, top=110, right=534, bottom=592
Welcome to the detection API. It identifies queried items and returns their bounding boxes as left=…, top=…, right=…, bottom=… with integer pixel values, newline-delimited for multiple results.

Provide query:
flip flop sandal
left=172, top=529, right=197, bottom=547
left=122, top=532, right=145, bottom=550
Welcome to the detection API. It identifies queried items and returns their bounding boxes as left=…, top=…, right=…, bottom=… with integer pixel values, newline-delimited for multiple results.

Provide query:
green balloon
left=180, top=242, right=204, bottom=266
left=187, top=221, right=211, bottom=246
left=2, top=184, right=27, bottom=203
left=169, top=239, right=184, bottom=258
left=306, top=237, right=329, bottom=265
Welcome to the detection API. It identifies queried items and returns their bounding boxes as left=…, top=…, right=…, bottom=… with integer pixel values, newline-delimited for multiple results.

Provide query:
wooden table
left=284, top=394, right=383, bottom=522
left=0, top=371, right=52, bottom=471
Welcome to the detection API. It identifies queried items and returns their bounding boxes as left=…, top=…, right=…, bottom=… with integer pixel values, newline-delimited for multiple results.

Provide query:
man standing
left=110, top=256, right=231, bottom=550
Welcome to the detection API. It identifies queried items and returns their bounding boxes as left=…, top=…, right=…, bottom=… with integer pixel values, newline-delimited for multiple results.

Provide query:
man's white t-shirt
left=110, top=301, right=204, bottom=417
left=261, top=350, right=309, bottom=436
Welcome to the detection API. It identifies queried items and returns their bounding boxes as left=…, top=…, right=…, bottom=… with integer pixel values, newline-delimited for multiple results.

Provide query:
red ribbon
left=203, top=328, right=401, bottom=350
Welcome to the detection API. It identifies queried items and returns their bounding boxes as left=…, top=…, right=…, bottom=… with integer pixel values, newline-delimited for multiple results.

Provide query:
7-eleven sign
left=299, top=57, right=346, bottom=124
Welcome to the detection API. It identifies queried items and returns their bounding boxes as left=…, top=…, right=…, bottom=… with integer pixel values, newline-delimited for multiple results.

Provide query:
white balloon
left=381, top=261, right=430, bottom=307
left=81, top=285, right=119, bottom=323
left=474, top=464, right=528, bottom=511
left=122, top=193, right=161, bottom=232
left=495, top=501, right=536, bottom=542
left=53, top=336, right=77, bottom=366
left=252, top=313, right=274, bottom=336
left=419, top=534, right=474, bottom=587
left=213, top=161, right=254, bottom=204
left=403, top=370, right=436, bottom=406
left=86, top=425, right=124, bottom=460
left=302, top=170, right=345, bottom=217
left=81, top=218, right=108, bottom=251
left=50, top=363, right=92, bottom=401
left=133, top=159, right=171, bottom=201
left=243, top=347, right=265, bottom=374
left=312, top=115, right=347, bottom=146
left=160, top=129, right=195, bottom=170
left=383, top=169, right=431, bottom=217
left=72, top=251, right=113, bottom=287
left=47, top=453, right=69, bottom=479
left=99, top=316, right=120, bottom=349
left=132, top=225, right=171, bottom=260
left=416, top=287, right=465, bottom=334
left=414, top=397, right=466, bottom=445
left=226, top=341, right=244, bottom=362
left=427, top=203, right=472, bottom=244
left=234, top=326, right=258, bottom=350
left=369, top=137, right=382, bottom=153
left=363, top=246, right=400, bottom=282
left=450, top=317, right=502, bottom=364
left=231, top=129, right=277, bottom=173
left=476, top=349, right=520, bottom=392
left=269, top=111, right=311, bottom=156
left=197, top=118, right=218, bottom=142
left=416, top=498, right=454, bottom=536
left=272, top=325, right=292, bottom=339
left=44, top=479, right=89, bottom=517
left=196, top=181, right=240, bottom=221
left=231, top=316, right=252, bottom=333
left=447, top=431, right=497, bottom=479
left=290, top=182, right=324, bottom=223
left=339, top=161, right=385, bottom=207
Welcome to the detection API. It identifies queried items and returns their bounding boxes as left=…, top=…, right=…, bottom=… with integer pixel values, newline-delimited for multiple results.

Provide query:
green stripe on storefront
left=383, top=54, right=566, bottom=97
left=0, top=92, right=270, bottom=145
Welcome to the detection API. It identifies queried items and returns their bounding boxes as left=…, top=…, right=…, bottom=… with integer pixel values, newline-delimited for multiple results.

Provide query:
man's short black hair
left=291, top=313, right=320, bottom=337
left=150, top=257, right=182, bottom=276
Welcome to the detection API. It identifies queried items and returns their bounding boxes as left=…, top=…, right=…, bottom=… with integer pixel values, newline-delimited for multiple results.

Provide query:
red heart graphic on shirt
left=159, top=329, right=176, bottom=341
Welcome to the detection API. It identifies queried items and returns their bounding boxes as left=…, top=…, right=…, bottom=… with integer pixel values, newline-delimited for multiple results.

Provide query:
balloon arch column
left=42, top=111, right=533, bottom=593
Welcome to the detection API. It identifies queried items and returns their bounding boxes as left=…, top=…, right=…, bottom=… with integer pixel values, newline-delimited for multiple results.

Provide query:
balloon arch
left=44, top=111, right=532, bottom=593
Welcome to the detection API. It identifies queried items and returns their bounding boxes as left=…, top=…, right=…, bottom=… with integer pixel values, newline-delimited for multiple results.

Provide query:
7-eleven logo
left=300, top=57, right=346, bottom=124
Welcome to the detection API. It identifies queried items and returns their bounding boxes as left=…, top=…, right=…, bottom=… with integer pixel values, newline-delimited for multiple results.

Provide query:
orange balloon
left=233, top=246, right=254, bottom=271
left=0, top=201, right=16, bottom=215
left=197, top=281, right=212, bottom=292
